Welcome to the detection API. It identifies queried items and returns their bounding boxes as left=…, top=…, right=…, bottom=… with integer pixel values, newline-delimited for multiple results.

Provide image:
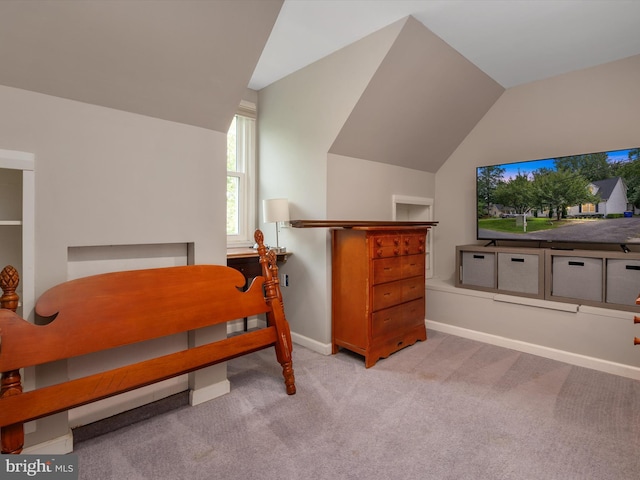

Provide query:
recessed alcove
left=392, top=195, right=434, bottom=278
left=65, top=242, right=193, bottom=427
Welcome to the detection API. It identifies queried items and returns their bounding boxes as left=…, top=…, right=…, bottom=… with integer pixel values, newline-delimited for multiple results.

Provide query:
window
left=227, top=102, right=256, bottom=245
left=581, top=203, right=596, bottom=213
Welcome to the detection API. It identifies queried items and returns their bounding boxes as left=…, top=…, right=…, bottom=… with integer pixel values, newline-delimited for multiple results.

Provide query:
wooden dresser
left=331, top=226, right=429, bottom=367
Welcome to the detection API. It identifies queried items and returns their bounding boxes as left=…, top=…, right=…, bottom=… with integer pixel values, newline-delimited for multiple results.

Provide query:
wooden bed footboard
left=0, top=230, right=295, bottom=454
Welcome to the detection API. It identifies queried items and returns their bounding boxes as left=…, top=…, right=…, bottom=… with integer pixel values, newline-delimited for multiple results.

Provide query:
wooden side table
left=226, top=248, right=291, bottom=330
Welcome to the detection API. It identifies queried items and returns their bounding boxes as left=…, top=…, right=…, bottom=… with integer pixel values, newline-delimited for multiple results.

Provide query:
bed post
left=254, top=231, right=296, bottom=394
left=0, top=265, right=25, bottom=454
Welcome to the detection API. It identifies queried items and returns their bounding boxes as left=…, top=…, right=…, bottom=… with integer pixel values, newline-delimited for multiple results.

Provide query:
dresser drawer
left=373, top=256, right=404, bottom=284
left=372, top=277, right=424, bottom=311
left=372, top=299, right=425, bottom=337
left=373, top=256, right=425, bottom=285
left=371, top=235, right=402, bottom=258
left=402, top=254, right=425, bottom=278
left=402, top=298, right=425, bottom=325
left=402, top=276, right=424, bottom=302
left=372, top=282, right=403, bottom=311
left=402, top=234, right=426, bottom=255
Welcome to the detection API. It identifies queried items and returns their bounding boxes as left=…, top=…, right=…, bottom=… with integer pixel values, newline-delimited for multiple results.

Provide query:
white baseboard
left=426, top=319, right=640, bottom=381
left=23, top=431, right=74, bottom=455
left=69, top=377, right=187, bottom=428
left=291, top=331, right=332, bottom=356
left=189, top=379, right=231, bottom=406
left=227, top=316, right=265, bottom=334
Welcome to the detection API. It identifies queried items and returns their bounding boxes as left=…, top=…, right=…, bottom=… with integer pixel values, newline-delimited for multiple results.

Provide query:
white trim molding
left=426, top=319, right=640, bottom=381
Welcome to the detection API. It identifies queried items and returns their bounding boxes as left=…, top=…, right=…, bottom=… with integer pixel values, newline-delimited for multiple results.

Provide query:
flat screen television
left=476, top=147, right=640, bottom=246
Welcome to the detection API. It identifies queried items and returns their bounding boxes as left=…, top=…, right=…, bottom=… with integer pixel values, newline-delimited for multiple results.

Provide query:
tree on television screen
left=532, top=169, right=598, bottom=220
left=494, top=172, right=534, bottom=215
left=477, top=165, right=505, bottom=216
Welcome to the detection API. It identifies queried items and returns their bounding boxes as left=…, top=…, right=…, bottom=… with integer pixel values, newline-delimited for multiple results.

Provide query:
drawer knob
left=635, top=337, right=640, bottom=345
left=635, top=316, right=640, bottom=324
left=376, top=249, right=383, bottom=257
left=376, top=238, right=383, bottom=246
left=394, top=248, right=400, bottom=255
left=394, top=237, right=400, bottom=245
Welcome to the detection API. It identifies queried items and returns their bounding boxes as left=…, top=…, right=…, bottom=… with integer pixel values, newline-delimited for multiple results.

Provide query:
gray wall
left=429, top=54, right=640, bottom=371
left=434, top=54, right=640, bottom=281
left=0, top=84, right=228, bottom=449
left=258, top=20, right=404, bottom=348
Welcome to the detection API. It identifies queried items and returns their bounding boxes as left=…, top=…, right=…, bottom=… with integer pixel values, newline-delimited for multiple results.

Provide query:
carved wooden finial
left=255, top=230, right=282, bottom=304
left=254, top=229, right=264, bottom=247
left=0, top=265, right=25, bottom=453
left=0, top=265, right=20, bottom=312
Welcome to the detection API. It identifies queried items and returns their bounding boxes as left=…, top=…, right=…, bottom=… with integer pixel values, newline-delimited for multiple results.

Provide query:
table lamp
left=262, top=198, right=289, bottom=253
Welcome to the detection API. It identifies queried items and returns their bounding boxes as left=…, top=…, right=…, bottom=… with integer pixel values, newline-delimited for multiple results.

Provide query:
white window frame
left=227, top=101, right=257, bottom=247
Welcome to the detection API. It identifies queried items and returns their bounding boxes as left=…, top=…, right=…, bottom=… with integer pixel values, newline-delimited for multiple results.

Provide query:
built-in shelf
left=0, top=148, right=35, bottom=320
left=456, top=244, right=640, bottom=313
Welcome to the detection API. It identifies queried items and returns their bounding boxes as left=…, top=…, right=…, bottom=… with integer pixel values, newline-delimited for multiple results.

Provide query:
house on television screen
left=490, top=204, right=517, bottom=218
left=567, top=176, right=630, bottom=218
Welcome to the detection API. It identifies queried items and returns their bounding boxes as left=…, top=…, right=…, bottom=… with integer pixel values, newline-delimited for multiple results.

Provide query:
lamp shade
left=263, top=198, right=290, bottom=223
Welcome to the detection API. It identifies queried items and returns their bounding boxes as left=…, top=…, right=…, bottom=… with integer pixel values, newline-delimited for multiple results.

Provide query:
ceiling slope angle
left=329, top=16, right=504, bottom=173
left=0, top=0, right=283, bottom=132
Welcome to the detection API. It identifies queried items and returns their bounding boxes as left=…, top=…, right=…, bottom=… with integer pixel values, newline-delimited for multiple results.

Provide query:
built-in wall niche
left=66, top=242, right=194, bottom=427
left=0, top=169, right=22, bottom=288
left=67, top=242, right=193, bottom=279
left=392, top=195, right=434, bottom=278
left=0, top=150, right=35, bottom=435
left=0, top=168, right=22, bottom=222
left=0, top=149, right=35, bottom=320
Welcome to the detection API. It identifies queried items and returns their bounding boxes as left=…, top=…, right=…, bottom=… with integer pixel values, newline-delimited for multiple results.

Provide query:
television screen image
left=476, top=147, right=640, bottom=245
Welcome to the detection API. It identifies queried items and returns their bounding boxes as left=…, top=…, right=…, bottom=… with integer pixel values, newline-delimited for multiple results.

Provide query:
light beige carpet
left=74, top=330, right=640, bottom=479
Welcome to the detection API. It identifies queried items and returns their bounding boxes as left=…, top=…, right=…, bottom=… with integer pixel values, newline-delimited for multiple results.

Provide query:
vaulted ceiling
left=329, top=16, right=503, bottom=173
left=0, top=0, right=283, bottom=132
left=1, top=1, right=638, bottom=172
left=251, top=0, right=640, bottom=90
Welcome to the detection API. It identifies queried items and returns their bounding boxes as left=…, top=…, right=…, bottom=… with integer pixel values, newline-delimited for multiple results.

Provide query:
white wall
left=0, top=84, right=228, bottom=450
left=258, top=21, right=403, bottom=347
left=603, top=178, right=628, bottom=216
left=0, top=85, right=226, bottom=284
left=327, top=154, right=435, bottom=221
left=429, top=54, right=640, bottom=372
left=434, top=55, right=640, bottom=282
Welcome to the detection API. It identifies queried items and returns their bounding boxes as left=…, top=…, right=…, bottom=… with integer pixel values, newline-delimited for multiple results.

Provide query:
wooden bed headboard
left=0, top=229, right=295, bottom=454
